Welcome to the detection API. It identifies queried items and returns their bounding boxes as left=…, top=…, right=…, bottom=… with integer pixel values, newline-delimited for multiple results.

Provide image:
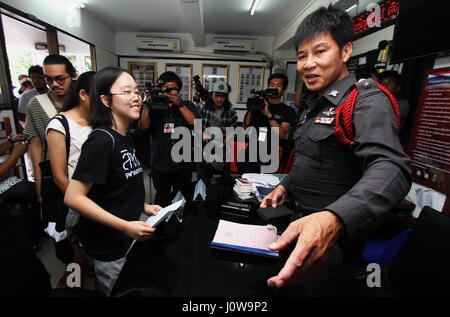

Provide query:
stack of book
left=233, top=178, right=253, bottom=197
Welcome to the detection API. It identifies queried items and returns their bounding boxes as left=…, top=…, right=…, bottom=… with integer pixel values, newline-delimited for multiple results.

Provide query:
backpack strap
left=44, top=114, right=71, bottom=160
left=36, top=94, right=58, bottom=119
left=334, top=79, right=401, bottom=149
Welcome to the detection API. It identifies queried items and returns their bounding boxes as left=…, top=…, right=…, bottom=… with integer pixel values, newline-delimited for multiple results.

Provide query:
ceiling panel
left=85, top=0, right=189, bottom=32
left=203, top=0, right=313, bottom=36
left=84, top=0, right=312, bottom=37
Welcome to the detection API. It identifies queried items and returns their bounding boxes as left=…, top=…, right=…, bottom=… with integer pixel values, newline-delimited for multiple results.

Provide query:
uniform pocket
left=307, top=125, right=337, bottom=171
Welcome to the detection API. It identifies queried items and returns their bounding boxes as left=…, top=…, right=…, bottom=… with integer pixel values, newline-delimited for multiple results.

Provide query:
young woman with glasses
left=64, top=66, right=162, bottom=296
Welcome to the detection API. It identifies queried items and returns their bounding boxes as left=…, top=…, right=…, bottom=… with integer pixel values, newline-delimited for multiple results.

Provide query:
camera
left=144, top=82, right=173, bottom=110
left=246, top=88, right=279, bottom=111
left=192, top=75, right=209, bottom=102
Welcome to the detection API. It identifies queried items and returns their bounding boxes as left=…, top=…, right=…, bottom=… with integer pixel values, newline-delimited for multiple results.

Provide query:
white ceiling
left=85, top=0, right=313, bottom=38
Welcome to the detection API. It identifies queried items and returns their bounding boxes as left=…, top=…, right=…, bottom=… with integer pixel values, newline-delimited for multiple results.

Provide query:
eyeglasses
left=109, top=90, right=142, bottom=102
left=45, top=75, right=71, bottom=85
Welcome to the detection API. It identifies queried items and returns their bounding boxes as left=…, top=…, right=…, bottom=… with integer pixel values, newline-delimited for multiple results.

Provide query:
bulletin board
left=236, top=65, right=265, bottom=104
left=127, top=61, right=157, bottom=95
left=201, top=64, right=229, bottom=92
left=407, top=67, right=450, bottom=196
left=119, top=57, right=270, bottom=122
left=165, top=63, right=193, bottom=101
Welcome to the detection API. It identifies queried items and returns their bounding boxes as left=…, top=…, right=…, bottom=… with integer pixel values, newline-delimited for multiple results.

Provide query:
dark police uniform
left=280, top=73, right=411, bottom=242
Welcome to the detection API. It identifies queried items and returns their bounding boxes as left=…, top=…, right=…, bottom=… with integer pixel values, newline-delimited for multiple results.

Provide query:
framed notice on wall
left=407, top=67, right=450, bottom=195
left=201, top=64, right=228, bottom=92
left=236, top=65, right=265, bottom=104
left=166, top=63, right=193, bottom=101
left=127, top=61, right=157, bottom=95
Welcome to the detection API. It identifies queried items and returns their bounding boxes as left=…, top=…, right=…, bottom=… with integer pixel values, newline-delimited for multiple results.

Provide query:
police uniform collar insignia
left=329, top=89, right=339, bottom=97
left=322, top=107, right=336, bottom=116
left=357, top=78, right=371, bottom=89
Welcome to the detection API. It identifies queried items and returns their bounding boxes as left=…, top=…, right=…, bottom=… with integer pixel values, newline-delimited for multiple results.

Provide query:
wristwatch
left=7, top=135, right=15, bottom=144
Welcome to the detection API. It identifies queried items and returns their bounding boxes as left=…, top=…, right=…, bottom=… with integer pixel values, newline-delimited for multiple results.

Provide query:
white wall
left=96, top=47, right=119, bottom=70
left=119, top=56, right=270, bottom=122
left=115, top=32, right=275, bottom=58
left=2, top=0, right=115, bottom=51
left=116, top=32, right=275, bottom=122
left=273, top=0, right=337, bottom=50
left=1, top=0, right=117, bottom=70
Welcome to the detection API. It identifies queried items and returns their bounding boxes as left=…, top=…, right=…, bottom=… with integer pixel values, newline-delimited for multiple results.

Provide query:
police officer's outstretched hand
left=260, top=185, right=287, bottom=208
left=266, top=211, right=343, bottom=287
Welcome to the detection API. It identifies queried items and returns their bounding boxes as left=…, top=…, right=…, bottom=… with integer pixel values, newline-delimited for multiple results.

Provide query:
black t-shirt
left=149, top=101, right=198, bottom=173
left=72, top=127, right=145, bottom=261
left=269, top=103, right=296, bottom=126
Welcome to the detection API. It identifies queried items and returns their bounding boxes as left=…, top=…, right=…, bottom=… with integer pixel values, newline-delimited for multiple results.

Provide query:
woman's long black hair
left=89, top=66, right=135, bottom=129
left=62, top=71, right=96, bottom=111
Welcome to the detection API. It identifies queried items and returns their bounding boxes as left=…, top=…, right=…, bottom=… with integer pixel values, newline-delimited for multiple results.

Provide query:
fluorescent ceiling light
left=250, top=0, right=262, bottom=16
left=345, top=4, right=357, bottom=12
left=73, top=0, right=86, bottom=8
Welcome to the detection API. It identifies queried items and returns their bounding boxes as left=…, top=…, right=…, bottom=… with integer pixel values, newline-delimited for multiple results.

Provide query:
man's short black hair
left=268, top=73, right=288, bottom=90
left=43, top=54, right=77, bottom=77
left=158, top=71, right=182, bottom=90
left=28, top=65, right=44, bottom=76
left=378, top=70, right=401, bottom=87
left=294, top=5, right=354, bottom=51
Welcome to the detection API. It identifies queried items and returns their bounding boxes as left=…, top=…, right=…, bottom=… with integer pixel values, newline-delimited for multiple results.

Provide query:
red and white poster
left=408, top=67, right=450, bottom=197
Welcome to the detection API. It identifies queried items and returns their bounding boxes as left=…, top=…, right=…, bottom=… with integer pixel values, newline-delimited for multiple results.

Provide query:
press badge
left=164, top=122, right=175, bottom=134
left=258, top=127, right=268, bottom=142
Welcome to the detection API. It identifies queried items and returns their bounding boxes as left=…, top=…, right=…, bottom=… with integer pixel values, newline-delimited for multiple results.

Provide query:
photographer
left=139, top=71, right=199, bottom=206
left=263, top=73, right=296, bottom=139
left=200, top=81, right=238, bottom=179
left=200, top=81, right=238, bottom=138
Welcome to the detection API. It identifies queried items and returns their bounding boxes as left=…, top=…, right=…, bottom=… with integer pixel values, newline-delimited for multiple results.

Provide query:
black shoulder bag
left=39, top=114, right=71, bottom=235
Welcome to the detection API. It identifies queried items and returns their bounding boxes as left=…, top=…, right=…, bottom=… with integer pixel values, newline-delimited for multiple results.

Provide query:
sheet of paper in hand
left=211, top=220, right=279, bottom=258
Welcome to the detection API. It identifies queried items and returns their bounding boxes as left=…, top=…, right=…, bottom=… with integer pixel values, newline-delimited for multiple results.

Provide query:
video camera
left=246, top=88, right=279, bottom=111
left=192, top=75, right=209, bottom=102
left=144, top=81, right=179, bottom=110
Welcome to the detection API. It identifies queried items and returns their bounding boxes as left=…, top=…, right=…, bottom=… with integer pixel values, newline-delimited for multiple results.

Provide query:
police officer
left=260, top=6, right=411, bottom=290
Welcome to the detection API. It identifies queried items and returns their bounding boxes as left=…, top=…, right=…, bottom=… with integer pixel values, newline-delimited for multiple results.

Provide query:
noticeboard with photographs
left=127, top=61, right=157, bottom=95
left=201, top=64, right=229, bottom=92
left=166, top=63, right=193, bottom=101
left=236, top=65, right=265, bottom=104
